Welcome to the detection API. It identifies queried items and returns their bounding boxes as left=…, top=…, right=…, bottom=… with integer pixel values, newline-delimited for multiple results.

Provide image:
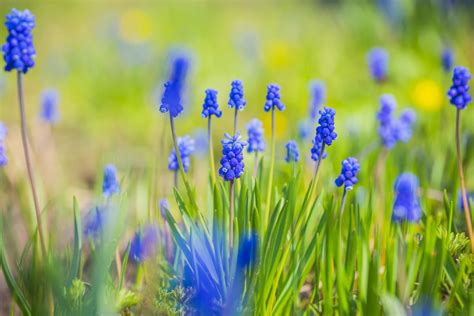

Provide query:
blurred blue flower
left=448, top=66, right=471, bottom=110
left=264, top=83, right=285, bottom=112
left=0, top=142, right=7, bottom=167
left=441, top=48, right=454, bottom=73
left=228, top=80, right=246, bottom=110
left=457, top=190, right=472, bottom=213
left=309, top=80, right=326, bottom=120
left=2, top=9, right=36, bottom=73
left=102, top=164, right=120, bottom=198
left=392, top=173, right=422, bottom=223
left=367, top=47, right=388, bottom=83
left=168, top=135, right=194, bottom=173
left=219, top=132, right=247, bottom=181
left=39, top=89, right=60, bottom=124
left=130, top=225, right=159, bottom=263
left=412, top=297, right=443, bottom=316
left=83, top=206, right=108, bottom=239
left=159, top=198, right=170, bottom=219
left=285, top=140, right=299, bottom=163
left=193, top=128, right=208, bottom=157
left=246, top=119, right=265, bottom=153
left=0, top=122, right=7, bottom=141
left=298, top=119, right=312, bottom=141
left=202, top=89, right=222, bottom=118
left=335, top=157, right=360, bottom=191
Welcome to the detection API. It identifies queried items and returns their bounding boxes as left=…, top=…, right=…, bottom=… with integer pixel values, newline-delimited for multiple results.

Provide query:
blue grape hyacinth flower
left=159, top=52, right=190, bottom=118
left=391, top=173, right=422, bottom=223
left=309, top=80, right=326, bottom=120
left=335, top=157, right=360, bottom=191
left=264, top=83, right=285, bottom=112
left=39, top=89, right=60, bottom=124
left=159, top=198, right=170, bottom=219
left=441, top=48, right=454, bottom=73
left=168, top=135, right=194, bottom=173
left=298, top=119, right=312, bottom=141
left=316, top=107, right=337, bottom=146
left=201, top=88, right=222, bottom=118
left=2, top=9, right=36, bottom=73
left=246, top=119, right=265, bottom=153
left=367, top=47, right=388, bottom=83
left=311, top=134, right=328, bottom=162
left=228, top=80, right=246, bottom=110
left=285, top=141, right=299, bottom=163
left=83, top=206, right=108, bottom=239
left=447, top=66, right=471, bottom=110
left=457, top=190, right=472, bottom=213
left=102, top=164, right=120, bottom=198
left=219, top=132, right=247, bottom=181
left=130, top=225, right=159, bottom=263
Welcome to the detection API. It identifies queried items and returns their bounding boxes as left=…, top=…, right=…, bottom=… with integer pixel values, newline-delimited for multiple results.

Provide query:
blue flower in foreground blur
left=102, top=164, right=120, bottom=198
left=219, top=132, right=247, bottom=181
left=159, top=52, right=190, bottom=117
left=457, top=190, right=472, bottom=213
left=228, top=80, right=246, bottom=110
left=246, top=119, right=265, bottom=153
left=39, top=89, right=60, bottom=124
left=2, top=9, right=36, bottom=73
left=309, top=80, right=326, bottom=120
left=412, top=297, right=443, bottom=316
left=201, top=89, right=222, bottom=118
left=447, top=66, right=471, bottom=110
left=392, top=173, right=422, bottom=223
left=335, top=157, right=360, bottom=191
left=168, top=135, right=194, bottom=173
left=0, top=122, right=7, bottom=140
left=367, top=47, right=388, bottom=83
left=159, top=198, right=170, bottom=219
left=441, top=48, right=454, bottom=73
left=264, top=83, right=285, bottom=112
left=130, top=225, right=159, bottom=263
left=285, top=141, right=299, bottom=163
left=83, top=206, right=107, bottom=239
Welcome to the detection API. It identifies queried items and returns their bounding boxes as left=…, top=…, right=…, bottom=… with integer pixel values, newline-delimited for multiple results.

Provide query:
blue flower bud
left=367, top=47, right=388, bottom=83
left=264, top=83, right=285, bottom=112
left=201, top=88, right=222, bottom=118
left=285, top=141, right=299, bottom=163
left=130, top=225, right=159, bottom=263
left=219, top=132, right=247, bottom=181
left=102, top=164, right=120, bottom=198
left=228, top=80, right=246, bottom=110
left=335, top=157, right=360, bottom=191
left=391, top=173, right=422, bottom=223
left=448, top=66, right=471, bottom=110
left=246, top=119, right=265, bottom=153
left=168, top=136, right=194, bottom=173
left=39, top=89, right=60, bottom=124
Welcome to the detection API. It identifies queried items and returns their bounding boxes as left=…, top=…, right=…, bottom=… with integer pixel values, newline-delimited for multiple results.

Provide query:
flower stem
left=340, top=189, right=348, bottom=218
left=233, top=107, right=238, bottom=135
left=313, top=143, right=326, bottom=182
left=169, top=115, right=187, bottom=186
left=17, top=72, right=46, bottom=256
left=455, top=109, right=474, bottom=252
left=208, top=117, right=216, bottom=184
left=265, top=107, right=276, bottom=227
left=229, top=180, right=235, bottom=253
left=253, top=152, right=259, bottom=178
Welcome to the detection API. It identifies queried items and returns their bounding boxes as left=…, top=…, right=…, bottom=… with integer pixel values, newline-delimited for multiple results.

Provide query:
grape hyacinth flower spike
left=202, top=89, right=222, bottom=183
left=168, top=135, right=194, bottom=187
left=130, top=225, right=159, bottom=263
left=309, top=80, right=326, bottom=120
left=102, top=164, right=120, bottom=198
left=448, top=66, right=473, bottom=251
left=40, top=89, right=60, bottom=124
left=264, top=83, right=285, bottom=224
left=219, top=132, right=247, bottom=250
left=285, top=140, right=299, bottom=175
left=2, top=9, right=46, bottom=255
left=391, top=173, right=422, bottom=223
left=228, top=80, right=246, bottom=134
left=246, top=118, right=265, bottom=177
left=335, top=157, right=360, bottom=215
left=441, top=48, right=454, bottom=73
left=311, top=107, right=337, bottom=180
left=367, top=47, right=388, bottom=83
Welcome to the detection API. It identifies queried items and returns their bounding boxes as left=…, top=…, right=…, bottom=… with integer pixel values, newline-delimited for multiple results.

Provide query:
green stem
left=340, top=189, right=348, bottom=219
left=233, top=107, right=238, bottom=135
left=265, top=107, right=276, bottom=227
left=455, top=109, right=474, bottom=252
left=208, top=117, right=217, bottom=184
left=229, top=180, right=235, bottom=254
left=17, top=72, right=46, bottom=257
left=169, top=115, right=187, bottom=186
left=253, top=152, right=259, bottom=178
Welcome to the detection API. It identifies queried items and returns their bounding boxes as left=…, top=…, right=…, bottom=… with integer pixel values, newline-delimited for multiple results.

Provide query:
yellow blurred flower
left=411, top=79, right=443, bottom=112
left=265, top=41, right=290, bottom=69
left=262, top=113, right=287, bottom=139
left=119, top=9, right=152, bottom=44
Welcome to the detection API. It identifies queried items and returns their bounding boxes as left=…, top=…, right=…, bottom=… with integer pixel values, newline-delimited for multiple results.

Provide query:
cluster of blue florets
left=367, top=47, right=388, bottom=83
left=309, top=80, right=326, bottom=120
left=447, top=66, right=471, bottom=110
left=130, top=225, right=159, bottom=263
left=201, top=89, right=222, bottom=118
left=0, top=122, right=7, bottom=167
left=377, top=94, right=416, bottom=148
left=285, top=141, right=299, bottom=163
left=264, top=84, right=285, bottom=112
left=160, top=53, right=190, bottom=117
left=219, top=132, right=247, bottom=181
left=311, top=107, right=336, bottom=161
left=168, top=136, right=194, bottom=173
left=391, top=173, right=422, bottom=223
left=102, top=164, right=120, bottom=198
left=335, top=157, right=360, bottom=191
left=228, top=80, right=246, bottom=110
left=2, top=9, right=36, bottom=73
left=40, top=89, right=60, bottom=124
left=246, top=119, right=265, bottom=153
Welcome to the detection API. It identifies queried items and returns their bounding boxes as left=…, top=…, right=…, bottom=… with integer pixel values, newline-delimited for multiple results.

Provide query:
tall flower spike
left=309, top=80, right=326, bottom=120
left=102, top=164, right=120, bottom=198
left=335, top=157, right=360, bottom=191
left=130, top=225, right=159, bottom=263
left=219, top=132, right=247, bottom=181
left=391, top=173, right=422, bottom=223
left=83, top=206, right=108, bottom=239
left=228, top=80, right=246, bottom=110
left=168, top=135, right=194, bottom=173
left=201, top=89, right=222, bottom=118
left=2, top=9, right=36, bottom=73
left=448, top=66, right=471, bottom=110
left=441, top=48, right=454, bottom=73
left=246, top=119, right=265, bottom=153
left=316, top=107, right=337, bottom=146
left=159, top=52, right=190, bottom=117
left=40, top=89, right=60, bottom=124
left=264, top=84, right=285, bottom=112
left=285, top=141, right=299, bottom=163
left=367, top=47, right=388, bottom=83
left=311, top=134, right=328, bottom=161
